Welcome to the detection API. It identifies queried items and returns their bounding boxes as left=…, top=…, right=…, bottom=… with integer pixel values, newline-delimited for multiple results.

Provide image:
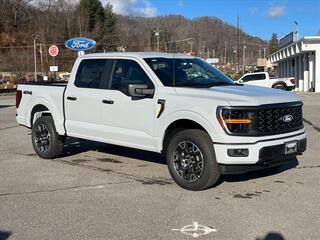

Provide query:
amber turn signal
left=224, top=119, right=252, bottom=124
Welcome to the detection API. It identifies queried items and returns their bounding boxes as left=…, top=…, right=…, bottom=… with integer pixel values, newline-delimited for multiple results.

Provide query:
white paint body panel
left=16, top=52, right=305, bottom=165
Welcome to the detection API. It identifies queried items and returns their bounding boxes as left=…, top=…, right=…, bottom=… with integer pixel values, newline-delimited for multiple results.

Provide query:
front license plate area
left=285, top=141, right=298, bottom=155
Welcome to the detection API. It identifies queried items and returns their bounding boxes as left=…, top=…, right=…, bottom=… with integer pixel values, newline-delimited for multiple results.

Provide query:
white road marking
left=172, top=221, right=217, bottom=238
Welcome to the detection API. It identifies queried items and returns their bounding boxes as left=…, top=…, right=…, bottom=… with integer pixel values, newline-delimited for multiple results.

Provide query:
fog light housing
left=227, top=148, right=249, bottom=157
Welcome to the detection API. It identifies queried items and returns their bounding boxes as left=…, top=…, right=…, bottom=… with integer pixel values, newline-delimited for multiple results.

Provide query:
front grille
left=256, top=104, right=303, bottom=135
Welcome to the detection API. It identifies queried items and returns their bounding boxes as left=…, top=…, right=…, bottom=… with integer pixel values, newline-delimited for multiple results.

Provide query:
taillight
left=16, top=90, right=22, bottom=108
left=290, top=78, right=295, bottom=85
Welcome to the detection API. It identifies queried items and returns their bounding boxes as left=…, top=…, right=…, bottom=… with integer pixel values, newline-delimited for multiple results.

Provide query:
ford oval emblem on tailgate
left=64, top=37, right=96, bottom=51
left=282, top=114, right=293, bottom=123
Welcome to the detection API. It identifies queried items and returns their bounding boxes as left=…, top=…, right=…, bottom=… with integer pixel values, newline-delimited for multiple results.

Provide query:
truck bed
left=16, top=82, right=67, bottom=135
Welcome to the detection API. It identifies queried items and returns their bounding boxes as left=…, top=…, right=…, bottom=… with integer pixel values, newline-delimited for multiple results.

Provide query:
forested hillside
left=0, top=0, right=267, bottom=77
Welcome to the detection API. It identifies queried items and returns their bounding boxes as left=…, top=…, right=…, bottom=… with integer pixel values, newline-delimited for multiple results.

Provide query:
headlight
left=217, top=107, right=254, bottom=135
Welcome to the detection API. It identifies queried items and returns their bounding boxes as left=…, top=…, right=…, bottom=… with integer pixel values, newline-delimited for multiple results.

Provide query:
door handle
left=67, top=96, right=77, bottom=101
left=102, top=100, right=114, bottom=104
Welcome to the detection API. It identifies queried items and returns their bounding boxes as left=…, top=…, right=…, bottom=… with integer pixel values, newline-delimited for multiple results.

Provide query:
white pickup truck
left=16, top=52, right=306, bottom=191
left=236, top=72, right=295, bottom=90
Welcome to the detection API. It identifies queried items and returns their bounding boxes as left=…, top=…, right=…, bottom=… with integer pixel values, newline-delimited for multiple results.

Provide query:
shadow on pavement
left=0, top=105, right=14, bottom=109
left=221, top=158, right=299, bottom=184
left=256, top=232, right=285, bottom=240
left=62, top=137, right=166, bottom=165
left=303, top=118, right=320, bottom=132
left=0, top=231, right=12, bottom=240
left=63, top=138, right=299, bottom=186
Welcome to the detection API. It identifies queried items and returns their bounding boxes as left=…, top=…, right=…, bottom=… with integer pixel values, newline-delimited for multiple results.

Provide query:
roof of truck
left=81, top=52, right=196, bottom=59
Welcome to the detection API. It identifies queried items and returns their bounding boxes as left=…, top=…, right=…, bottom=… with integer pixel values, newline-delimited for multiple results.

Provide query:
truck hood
left=174, top=84, right=301, bottom=106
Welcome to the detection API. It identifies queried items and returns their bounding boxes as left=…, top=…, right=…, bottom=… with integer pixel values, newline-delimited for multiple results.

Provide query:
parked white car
left=16, top=53, right=306, bottom=190
left=236, top=72, right=295, bottom=90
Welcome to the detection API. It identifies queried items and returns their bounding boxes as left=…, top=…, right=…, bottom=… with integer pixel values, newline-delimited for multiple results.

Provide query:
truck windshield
left=144, top=58, right=235, bottom=88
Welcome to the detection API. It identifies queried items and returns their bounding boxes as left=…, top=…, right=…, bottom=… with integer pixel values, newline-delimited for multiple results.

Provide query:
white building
left=268, top=36, right=320, bottom=92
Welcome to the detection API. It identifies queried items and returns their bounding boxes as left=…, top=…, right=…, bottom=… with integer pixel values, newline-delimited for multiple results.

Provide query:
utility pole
left=202, top=41, right=206, bottom=58
left=153, top=28, right=163, bottom=52
left=32, top=34, right=37, bottom=82
left=224, top=41, right=227, bottom=64
left=242, top=41, right=246, bottom=74
left=188, top=39, right=195, bottom=52
left=263, top=47, right=266, bottom=59
left=237, top=15, right=240, bottom=72
left=259, top=48, right=261, bottom=58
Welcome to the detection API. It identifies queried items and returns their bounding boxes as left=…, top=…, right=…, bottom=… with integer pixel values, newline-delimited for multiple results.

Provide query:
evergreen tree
left=268, top=33, right=279, bottom=54
left=76, top=0, right=105, bottom=36
left=101, top=3, right=119, bottom=51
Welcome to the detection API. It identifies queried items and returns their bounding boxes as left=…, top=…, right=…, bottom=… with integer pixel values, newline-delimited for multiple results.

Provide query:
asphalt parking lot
left=0, top=93, right=319, bottom=240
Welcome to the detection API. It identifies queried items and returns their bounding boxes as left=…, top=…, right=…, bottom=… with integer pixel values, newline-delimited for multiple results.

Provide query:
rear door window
left=241, top=75, right=252, bottom=82
left=75, top=59, right=113, bottom=89
left=255, top=74, right=266, bottom=80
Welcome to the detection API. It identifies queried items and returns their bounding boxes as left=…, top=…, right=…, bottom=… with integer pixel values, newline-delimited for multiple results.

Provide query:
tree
left=100, top=3, right=119, bottom=51
left=76, top=0, right=105, bottom=36
left=268, top=33, right=279, bottom=54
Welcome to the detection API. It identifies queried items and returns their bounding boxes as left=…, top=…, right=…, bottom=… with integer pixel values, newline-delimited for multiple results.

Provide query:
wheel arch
left=26, top=97, right=65, bottom=135
left=272, top=81, right=287, bottom=88
left=30, top=104, right=51, bottom=126
left=161, top=118, right=213, bottom=155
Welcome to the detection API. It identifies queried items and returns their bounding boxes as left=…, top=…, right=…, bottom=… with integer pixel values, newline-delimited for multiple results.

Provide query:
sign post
left=48, top=45, right=59, bottom=81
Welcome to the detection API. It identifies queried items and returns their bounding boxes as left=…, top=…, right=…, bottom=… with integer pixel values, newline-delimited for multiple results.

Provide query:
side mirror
left=238, top=79, right=243, bottom=83
left=128, top=84, right=154, bottom=98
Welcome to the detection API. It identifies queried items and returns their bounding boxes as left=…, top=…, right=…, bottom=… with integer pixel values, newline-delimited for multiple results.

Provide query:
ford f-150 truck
left=236, top=72, right=295, bottom=90
left=16, top=52, right=306, bottom=191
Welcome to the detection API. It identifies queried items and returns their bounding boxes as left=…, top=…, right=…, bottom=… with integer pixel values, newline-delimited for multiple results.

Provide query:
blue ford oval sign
left=64, top=37, right=96, bottom=51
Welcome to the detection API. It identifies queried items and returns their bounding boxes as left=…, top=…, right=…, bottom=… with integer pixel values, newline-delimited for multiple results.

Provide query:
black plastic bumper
left=219, top=138, right=307, bottom=175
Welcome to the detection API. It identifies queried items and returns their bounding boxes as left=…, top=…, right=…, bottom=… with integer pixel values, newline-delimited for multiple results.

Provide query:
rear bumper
left=214, top=132, right=307, bottom=174
left=286, top=85, right=295, bottom=91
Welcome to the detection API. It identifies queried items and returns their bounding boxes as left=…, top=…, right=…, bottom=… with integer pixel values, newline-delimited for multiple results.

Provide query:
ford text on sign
left=64, top=37, right=96, bottom=51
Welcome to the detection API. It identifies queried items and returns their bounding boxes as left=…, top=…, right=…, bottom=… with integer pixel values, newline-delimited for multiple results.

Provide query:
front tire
left=166, top=129, right=220, bottom=191
left=31, top=116, right=64, bottom=159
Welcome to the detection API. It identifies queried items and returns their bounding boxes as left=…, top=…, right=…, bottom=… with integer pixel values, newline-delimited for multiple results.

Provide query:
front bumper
left=214, top=132, right=307, bottom=174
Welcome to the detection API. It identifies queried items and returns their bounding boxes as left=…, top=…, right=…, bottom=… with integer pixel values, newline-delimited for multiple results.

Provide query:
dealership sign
left=279, top=32, right=294, bottom=48
left=64, top=37, right=96, bottom=51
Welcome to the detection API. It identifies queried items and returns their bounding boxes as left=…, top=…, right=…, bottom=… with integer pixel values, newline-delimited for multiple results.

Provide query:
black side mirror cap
left=128, top=84, right=154, bottom=98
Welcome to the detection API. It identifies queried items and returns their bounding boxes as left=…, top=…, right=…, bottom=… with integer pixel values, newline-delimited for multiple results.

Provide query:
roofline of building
left=268, top=35, right=320, bottom=58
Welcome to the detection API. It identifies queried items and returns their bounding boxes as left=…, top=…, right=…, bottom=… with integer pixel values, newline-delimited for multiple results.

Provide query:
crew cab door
left=100, top=59, right=157, bottom=151
left=64, top=59, right=114, bottom=139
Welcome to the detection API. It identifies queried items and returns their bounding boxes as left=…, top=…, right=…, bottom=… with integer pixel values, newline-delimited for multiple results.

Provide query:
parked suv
left=16, top=53, right=306, bottom=190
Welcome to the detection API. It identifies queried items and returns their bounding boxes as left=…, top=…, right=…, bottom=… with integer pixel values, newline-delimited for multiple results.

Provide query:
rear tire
left=166, top=129, right=220, bottom=191
left=31, top=116, right=64, bottom=159
left=273, top=83, right=286, bottom=90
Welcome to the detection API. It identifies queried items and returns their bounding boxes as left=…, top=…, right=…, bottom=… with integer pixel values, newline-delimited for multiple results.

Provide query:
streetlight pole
left=294, top=21, right=299, bottom=41
left=242, top=41, right=246, bottom=74
left=32, top=34, right=37, bottom=82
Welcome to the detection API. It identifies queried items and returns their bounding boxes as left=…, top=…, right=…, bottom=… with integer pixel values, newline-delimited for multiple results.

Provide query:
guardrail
left=0, top=88, right=16, bottom=94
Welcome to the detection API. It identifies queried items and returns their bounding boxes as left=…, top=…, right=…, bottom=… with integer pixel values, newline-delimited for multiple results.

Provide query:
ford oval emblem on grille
left=282, top=114, right=293, bottom=123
